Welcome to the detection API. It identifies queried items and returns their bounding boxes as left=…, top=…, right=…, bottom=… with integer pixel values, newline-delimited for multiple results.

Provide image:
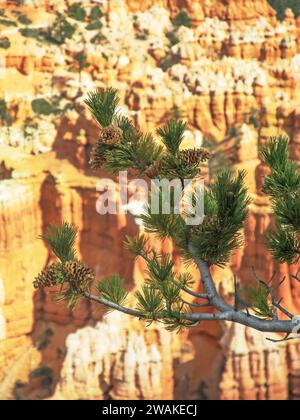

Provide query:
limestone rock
left=0, top=0, right=299, bottom=401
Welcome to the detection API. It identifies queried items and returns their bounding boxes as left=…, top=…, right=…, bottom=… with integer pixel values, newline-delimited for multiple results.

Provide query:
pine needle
left=157, top=120, right=187, bottom=155
left=41, top=222, right=77, bottom=262
left=85, top=87, right=119, bottom=127
left=96, top=275, right=128, bottom=308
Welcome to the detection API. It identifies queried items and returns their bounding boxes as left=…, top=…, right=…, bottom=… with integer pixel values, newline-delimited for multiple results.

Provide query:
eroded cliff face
left=0, top=0, right=299, bottom=400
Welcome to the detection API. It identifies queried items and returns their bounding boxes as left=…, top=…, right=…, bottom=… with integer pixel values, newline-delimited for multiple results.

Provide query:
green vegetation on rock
left=86, top=19, right=102, bottom=30
left=67, top=3, right=86, bottom=22
left=90, top=5, right=104, bottom=20
left=0, top=18, right=17, bottom=27
left=0, top=99, right=12, bottom=125
left=47, top=14, right=76, bottom=45
left=17, top=14, right=32, bottom=25
left=31, top=98, right=60, bottom=116
left=173, top=10, right=192, bottom=28
left=268, top=0, right=300, bottom=20
left=0, top=36, right=10, bottom=49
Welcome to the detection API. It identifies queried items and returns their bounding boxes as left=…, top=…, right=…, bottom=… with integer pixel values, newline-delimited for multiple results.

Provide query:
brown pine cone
left=89, top=142, right=107, bottom=169
left=90, top=125, right=123, bottom=169
left=64, top=260, right=94, bottom=287
left=144, top=160, right=162, bottom=178
left=33, top=263, right=61, bottom=289
left=190, top=216, right=214, bottom=236
left=99, top=125, right=123, bottom=145
left=179, top=148, right=211, bottom=166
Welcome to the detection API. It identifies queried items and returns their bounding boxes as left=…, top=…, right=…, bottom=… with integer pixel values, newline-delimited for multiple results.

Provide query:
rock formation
left=0, top=0, right=299, bottom=400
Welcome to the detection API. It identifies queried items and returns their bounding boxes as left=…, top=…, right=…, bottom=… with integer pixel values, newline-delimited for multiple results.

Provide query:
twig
left=234, top=273, right=239, bottom=311
left=266, top=333, right=298, bottom=343
left=290, top=272, right=300, bottom=283
left=182, top=286, right=209, bottom=300
left=83, top=291, right=144, bottom=318
left=252, top=268, right=293, bottom=320
left=181, top=298, right=211, bottom=308
left=187, top=245, right=296, bottom=333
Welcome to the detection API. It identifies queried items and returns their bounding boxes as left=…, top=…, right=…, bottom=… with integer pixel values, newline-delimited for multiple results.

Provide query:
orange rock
left=0, top=0, right=299, bottom=401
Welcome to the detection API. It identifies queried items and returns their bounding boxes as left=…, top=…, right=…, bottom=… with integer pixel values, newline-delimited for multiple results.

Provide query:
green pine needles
left=248, top=285, right=273, bottom=319
left=262, top=136, right=300, bottom=264
left=190, top=170, right=250, bottom=267
left=33, top=87, right=300, bottom=335
left=41, top=222, right=77, bottom=262
left=85, top=88, right=119, bottom=127
left=96, top=275, right=128, bottom=310
left=157, top=120, right=187, bottom=155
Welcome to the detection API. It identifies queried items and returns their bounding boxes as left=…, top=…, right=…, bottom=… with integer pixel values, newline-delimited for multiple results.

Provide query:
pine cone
left=64, top=260, right=94, bottom=287
left=190, top=216, right=214, bottom=236
left=144, top=160, right=162, bottom=178
left=89, top=141, right=106, bottom=169
left=179, top=148, right=211, bottom=166
left=90, top=125, right=123, bottom=169
left=33, top=263, right=61, bottom=289
left=99, top=125, right=123, bottom=145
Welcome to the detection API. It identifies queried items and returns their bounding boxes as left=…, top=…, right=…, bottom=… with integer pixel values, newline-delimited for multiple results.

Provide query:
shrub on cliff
left=13, top=9, right=32, bottom=25
left=34, top=88, right=300, bottom=339
left=173, top=10, right=192, bottom=28
left=0, top=99, right=12, bottom=125
left=31, top=98, right=62, bottom=116
left=86, top=5, right=103, bottom=30
left=0, top=36, right=10, bottom=49
left=90, top=5, right=103, bottom=21
left=268, top=0, right=300, bottom=20
left=46, top=13, right=76, bottom=45
left=67, top=3, right=86, bottom=22
left=0, top=18, right=17, bottom=27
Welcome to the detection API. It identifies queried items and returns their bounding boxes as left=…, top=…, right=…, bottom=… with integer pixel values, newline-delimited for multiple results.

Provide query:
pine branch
left=83, top=291, right=144, bottom=318
left=33, top=89, right=300, bottom=338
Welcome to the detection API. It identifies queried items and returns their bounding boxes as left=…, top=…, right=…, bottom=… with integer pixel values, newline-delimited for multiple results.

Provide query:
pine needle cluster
left=35, top=223, right=94, bottom=308
left=261, top=136, right=300, bottom=264
left=189, top=170, right=250, bottom=267
left=133, top=250, right=194, bottom=331
left=41, top=222, right=77, bottom=262
left=85, top=88, right=119, bottom=127
left=96, top=274, right=128, bottom=311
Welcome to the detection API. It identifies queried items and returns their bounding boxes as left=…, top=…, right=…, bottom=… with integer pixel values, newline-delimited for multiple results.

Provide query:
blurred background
left=0, top=0, right=299, bottom=400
